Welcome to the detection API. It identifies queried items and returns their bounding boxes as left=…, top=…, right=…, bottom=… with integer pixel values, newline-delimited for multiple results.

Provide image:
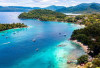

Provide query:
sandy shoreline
left=66, top=40, right=88, bottom=68
left=71, top=40, right=88, bottom=53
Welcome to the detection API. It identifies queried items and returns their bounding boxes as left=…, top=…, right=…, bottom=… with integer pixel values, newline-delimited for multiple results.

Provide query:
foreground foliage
left=77, top=55, right=88, bottom=64
left=0, top=23, right=27, bottom=31
left=78, top=58, right=100, bottom=68
left=71, top=23, right=100, bottom=57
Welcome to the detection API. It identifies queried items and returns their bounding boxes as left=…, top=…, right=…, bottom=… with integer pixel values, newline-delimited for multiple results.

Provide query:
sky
left=0, top=0, right=99, bottom=7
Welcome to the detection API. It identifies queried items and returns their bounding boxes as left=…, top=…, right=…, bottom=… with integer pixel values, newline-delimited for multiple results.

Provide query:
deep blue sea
left=0, top=12, right=85, bottom=68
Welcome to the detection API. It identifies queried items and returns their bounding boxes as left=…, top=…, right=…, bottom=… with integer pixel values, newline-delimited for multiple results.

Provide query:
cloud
left=71, top=1, right=76, bottom=3
left=54, top=0, right=59, bottom=3
left=0, top=0, right=99, bottom=7
left=41, top=0, right=50, bottom=2
left=33, top=0, right=50, bottom=3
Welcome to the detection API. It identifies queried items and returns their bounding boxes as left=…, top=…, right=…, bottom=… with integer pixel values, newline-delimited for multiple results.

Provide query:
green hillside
left=18, top=9, right=66, bottom=21
left=56, top=3, right=100, bottom=14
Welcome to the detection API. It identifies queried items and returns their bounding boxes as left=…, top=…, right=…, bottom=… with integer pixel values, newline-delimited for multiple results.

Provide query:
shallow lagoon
left=0, top=12, right=85, bottom=68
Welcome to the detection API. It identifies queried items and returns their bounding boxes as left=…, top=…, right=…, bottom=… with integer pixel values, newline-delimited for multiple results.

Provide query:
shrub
left=92, top=58, right=100, bottom=67
left=77, top=55, right=88, bottom=64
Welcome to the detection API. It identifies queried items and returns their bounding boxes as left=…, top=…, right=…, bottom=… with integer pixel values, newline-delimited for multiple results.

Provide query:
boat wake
left=3, top=42, right=10, bottom=44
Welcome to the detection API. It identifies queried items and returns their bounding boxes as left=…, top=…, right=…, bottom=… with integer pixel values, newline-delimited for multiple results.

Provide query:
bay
left=0, top=12, right=85, bottom=68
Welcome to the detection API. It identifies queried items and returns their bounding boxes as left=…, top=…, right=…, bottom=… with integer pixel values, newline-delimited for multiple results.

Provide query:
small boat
left=2, top=34, right=4, bottom=36
left=13, top=32, right=16, bottom=34
left=57, top=45, right=66, bottom=47
left=6, top=36, right=8, bottom=39
left=3, top=42, right=10, bottom=44
left=57, top=45, right=62, bottom=47
left=36, top=48, right=39, bottom=51
left=67, top=60, right=77, bottom=64
left=64, top=34, right=67, bottom=36
left=59, top=33, right=61, bottom=35
left=32, top=39, right=36, bottom=42
left=67, top=61, right=72, bottom=64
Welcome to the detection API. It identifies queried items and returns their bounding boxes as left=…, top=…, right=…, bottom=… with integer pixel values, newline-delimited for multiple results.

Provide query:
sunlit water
left=0, top=12, right=85, bottom=68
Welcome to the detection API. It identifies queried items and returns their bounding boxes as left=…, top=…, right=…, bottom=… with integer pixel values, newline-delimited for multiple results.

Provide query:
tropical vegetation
left=77, top=55, right=88, bottom=64
left=19, top=9, right=100, bottom=26
left=0, top=23, right=27, bottom=31
left=71, top=23, right=100, bottom=67
left=77, top=57, right=100, bottom=68
left=63, top=14, right=100, bottom=26
left=71, top=23, right=100, bottom=57
left=18, top=9, right=66, bottom=21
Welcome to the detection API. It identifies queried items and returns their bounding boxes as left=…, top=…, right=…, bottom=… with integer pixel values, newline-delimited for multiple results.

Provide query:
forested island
left=19, top=9, right=100, bottom=26
left=71, top=23, right=100, bottom=67
left=0, top=23, right=27, bottom=31
left=18, top=9, right=66, bottom=21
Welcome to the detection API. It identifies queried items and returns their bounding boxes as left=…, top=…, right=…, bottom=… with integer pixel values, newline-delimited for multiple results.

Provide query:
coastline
left=19, top=17, right=86, bottom=27
left=66, top=40, right=88, bottom=68
left=71, top=40, right=88, bottom=53
left=42, top=20, right=86, bottom=27
left=0, top=26, right=28, bottom=32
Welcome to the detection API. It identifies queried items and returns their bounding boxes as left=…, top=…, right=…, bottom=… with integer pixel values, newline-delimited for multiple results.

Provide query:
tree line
left=19, top=9, right=100, bottom=26
left=70, top=22, right=100, bottom=67
left=0, top=23, right=27, bottom=31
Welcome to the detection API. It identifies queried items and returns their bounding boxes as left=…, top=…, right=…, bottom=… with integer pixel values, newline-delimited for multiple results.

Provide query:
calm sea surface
left=0, top=12, right=85, bottom=68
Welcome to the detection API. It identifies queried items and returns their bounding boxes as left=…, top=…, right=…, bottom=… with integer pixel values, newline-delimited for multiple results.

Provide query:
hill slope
left=0, top=5, right=65, bottom=12
left=0, top=6, right=41, bottom=12
left=18, top=9, right=66, bottom=21
left=44, top=5, right=66, bottom=11
left=56, top=3, right=100, bottom=13
left=71, top=23, right=100, bottom=56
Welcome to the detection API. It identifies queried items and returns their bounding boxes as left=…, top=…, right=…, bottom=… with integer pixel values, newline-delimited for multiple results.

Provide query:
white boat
left=2, top=34, right=4, bottom=36
left=6, top=36, right=8, bottom=38
left=32, top=39, right=36, bottom=42
left=59, top=33, right=61, bottom=35
left=64, top=34, right=67, bottom=36
left=13, top=32, right=16, bottom=34
left=36, top=48, right=39, bottom=51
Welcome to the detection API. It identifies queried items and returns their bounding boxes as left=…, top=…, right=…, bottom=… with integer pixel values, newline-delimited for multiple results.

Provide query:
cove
left=0, top=12, right=85, bottom=68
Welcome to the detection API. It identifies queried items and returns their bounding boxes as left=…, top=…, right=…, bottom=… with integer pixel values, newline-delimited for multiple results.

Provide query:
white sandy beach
left=71, top=40, right=88, bottom=53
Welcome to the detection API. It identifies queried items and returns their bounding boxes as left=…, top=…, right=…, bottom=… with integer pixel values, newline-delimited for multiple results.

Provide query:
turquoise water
left=0, top=12, right=85, bottom=68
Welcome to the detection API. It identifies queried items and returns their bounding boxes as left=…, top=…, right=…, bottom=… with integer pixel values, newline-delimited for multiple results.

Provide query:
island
left=18, top=9, right=66, bottom=21
left=70, top=23, right=100, bottom=67
left=18, top=9, right=100, bottom=26
left=0, top=23, right=27, bottom=31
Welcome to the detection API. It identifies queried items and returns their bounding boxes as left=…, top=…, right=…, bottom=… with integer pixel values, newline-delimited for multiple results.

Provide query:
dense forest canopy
left=18, top=9, right=66, bottom=21
left=0, top=23, right=27, bottom=31
left=19, top=9, right=100, bottom=26
left=71, top=23, right=100, bottom=57
left=63, top=14, right=100, bottom=26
